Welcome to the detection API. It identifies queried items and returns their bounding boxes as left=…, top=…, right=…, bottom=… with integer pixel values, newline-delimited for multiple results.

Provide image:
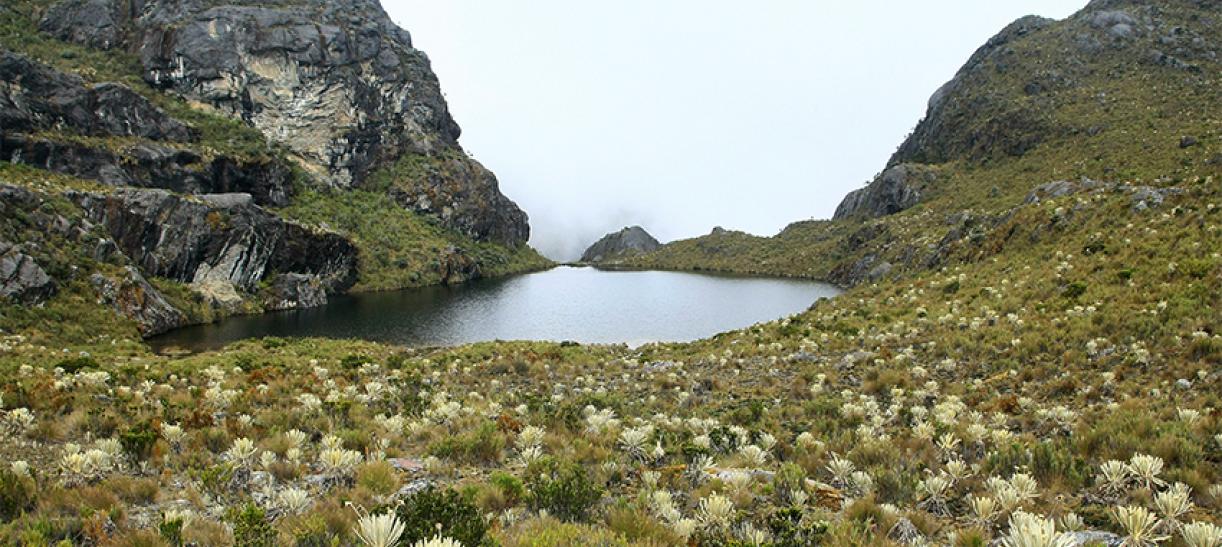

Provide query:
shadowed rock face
left=39, top=0, right=531, bottom=245
left=0, top=51, right=192, bottom=142
left=0, top=243, right=55, bottom=304
left=582, top=226, right=662, bottom=263
left=90, top=267, right=186, bottom=336
left=68, top=188, right=359, bottom=296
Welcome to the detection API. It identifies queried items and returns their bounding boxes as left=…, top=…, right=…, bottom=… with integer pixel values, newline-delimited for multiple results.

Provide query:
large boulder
left=265, top=273, right=328, bottom=311
left=90, top=267, right=186, bottom=336
left=68, top=188, right=359, bottom=296
left=389, top=153, right=531, bottom=245
left=833, top=164, right=935, bottom=220
left=437, top=246, right=481, bottom=286
left=0, top=242, right=56, bottom=304
left=581, top=226, right=661, bottom=263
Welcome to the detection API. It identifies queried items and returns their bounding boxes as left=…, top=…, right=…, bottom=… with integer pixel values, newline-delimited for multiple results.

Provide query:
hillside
left=0, top=0, right=550, bottom=343
left=0, top=1, right=1219, bottom=546
left=626, top=0, right=1220, bottom=286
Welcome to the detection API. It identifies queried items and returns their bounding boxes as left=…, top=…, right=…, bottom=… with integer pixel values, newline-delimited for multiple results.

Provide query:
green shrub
left=54, top=355, right=98, bottom=374
left=159, top=516, right=184, bottom=546
left=427, top=422, right=506, bottom=465
left=1062, top=281, right=1087, bottom=299
left=395, top=487, right=488, bottom=546
left=0, top=469, right=36, bottom=520
left=768, top=506, right=829, bottom=546
left=225, top=503, right=276, bottom=547
left=527, top=460, right=603, bottom=523
left=119, top=421, right=159, bottom=463
left=490, top=471, right=526, bottom=504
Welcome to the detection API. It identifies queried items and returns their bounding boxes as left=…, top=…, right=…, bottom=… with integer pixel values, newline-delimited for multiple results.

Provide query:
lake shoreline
left=148, top=268, right=842, bottom=355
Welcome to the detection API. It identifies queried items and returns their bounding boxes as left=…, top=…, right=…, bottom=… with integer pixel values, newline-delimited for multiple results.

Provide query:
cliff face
left=581, top=226, right=661, bottom=263
left=35, top=0, right=530, bottom=245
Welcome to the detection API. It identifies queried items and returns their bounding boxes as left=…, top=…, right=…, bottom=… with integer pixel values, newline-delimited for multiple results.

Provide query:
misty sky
left=382, top=1, right=1083, bottom=261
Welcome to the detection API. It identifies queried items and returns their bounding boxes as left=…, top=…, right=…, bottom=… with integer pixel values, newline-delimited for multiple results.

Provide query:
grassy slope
left=279, top=188, right=550, bottom=292
left=0, top=178, right=1217, bottom=544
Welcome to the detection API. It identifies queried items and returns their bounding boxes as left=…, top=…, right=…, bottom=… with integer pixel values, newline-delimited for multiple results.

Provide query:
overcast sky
left=382, top=1, right=1083, bottom=261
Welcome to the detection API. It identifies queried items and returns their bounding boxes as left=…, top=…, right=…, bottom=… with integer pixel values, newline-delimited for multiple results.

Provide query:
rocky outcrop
left=437, top=246, right=481, bottom=285
left=90, top=267, right=186, bottom=336
left=581, top=226, right=661, bottom=263
left=0, top=51, right=295, bottom=205
left=389, top=154, right=531, bottom=245
left=265, top=273, right=328, bottom=311
left=0, top=242, right=56, bottom=304
left=889, top=16, right=1056, bottom=166
left=0, top=51, right=192, bottom=141
left=833, top=164, right=936, bottom=220
left=68, top=188, right=359, bottom=299
left=0, top=134, right=294, bottom=206
left=38, top=0, right=532, bottom=244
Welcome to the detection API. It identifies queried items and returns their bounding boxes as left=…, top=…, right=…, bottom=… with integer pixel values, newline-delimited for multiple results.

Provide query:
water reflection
left=149, top=267, right=841, bottom=353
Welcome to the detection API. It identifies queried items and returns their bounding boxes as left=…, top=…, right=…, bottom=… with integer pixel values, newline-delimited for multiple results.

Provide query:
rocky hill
left=627, top=0, right=1219, bottom=285
left=0, top=0, right=549, bottom=341
left=580, top=226, right=661, bottom=264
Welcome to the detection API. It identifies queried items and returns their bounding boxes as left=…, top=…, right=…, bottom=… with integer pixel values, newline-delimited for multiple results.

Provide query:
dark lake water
left=149, top=267, right=841, bottom=353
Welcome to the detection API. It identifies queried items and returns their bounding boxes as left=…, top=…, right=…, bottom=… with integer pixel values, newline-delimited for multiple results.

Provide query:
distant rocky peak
left=581, top=226, right=661, bottom=263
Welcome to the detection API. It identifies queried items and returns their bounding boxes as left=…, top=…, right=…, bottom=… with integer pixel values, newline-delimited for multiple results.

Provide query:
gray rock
left=891, top=16, right=1054, bottom=166
left=1180, top=135, right=1198, bottom=148
left=265, top=273, right=327, bottom=311
left=0, top=51, right=192, bottom=141
left=867, top=261, right=893, bottom=282
left=1062, top=531, right=1123, bottom=546
left=581, top=226, right=661, bottom=263
left=69, top=188, right=359, bottom=296
left=37, top=0, right=531, bottom=244
left=388, top=154, right=530, bottom=245
left=834, top=164, right=934, bottom=220
left=1089, top=10, right=1137, bottom=31
left=1127, top=186, right=1182, bottom=211
left=0, top=54, right=294, bottom=206
left=437, top=246, right=482, bottom=285
left=829, top=254, right=883, bottom=287
left=1024, top=178, right=1106, bottom=204
left=888, top=518, right=923, bottom=545
left=396, top=478, right=434, bottom=499
left=0, top=244, right=56, bottom=304
left=90, top=267, right=186, bottom=337
left=39, top=0, right=127, bottom=50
